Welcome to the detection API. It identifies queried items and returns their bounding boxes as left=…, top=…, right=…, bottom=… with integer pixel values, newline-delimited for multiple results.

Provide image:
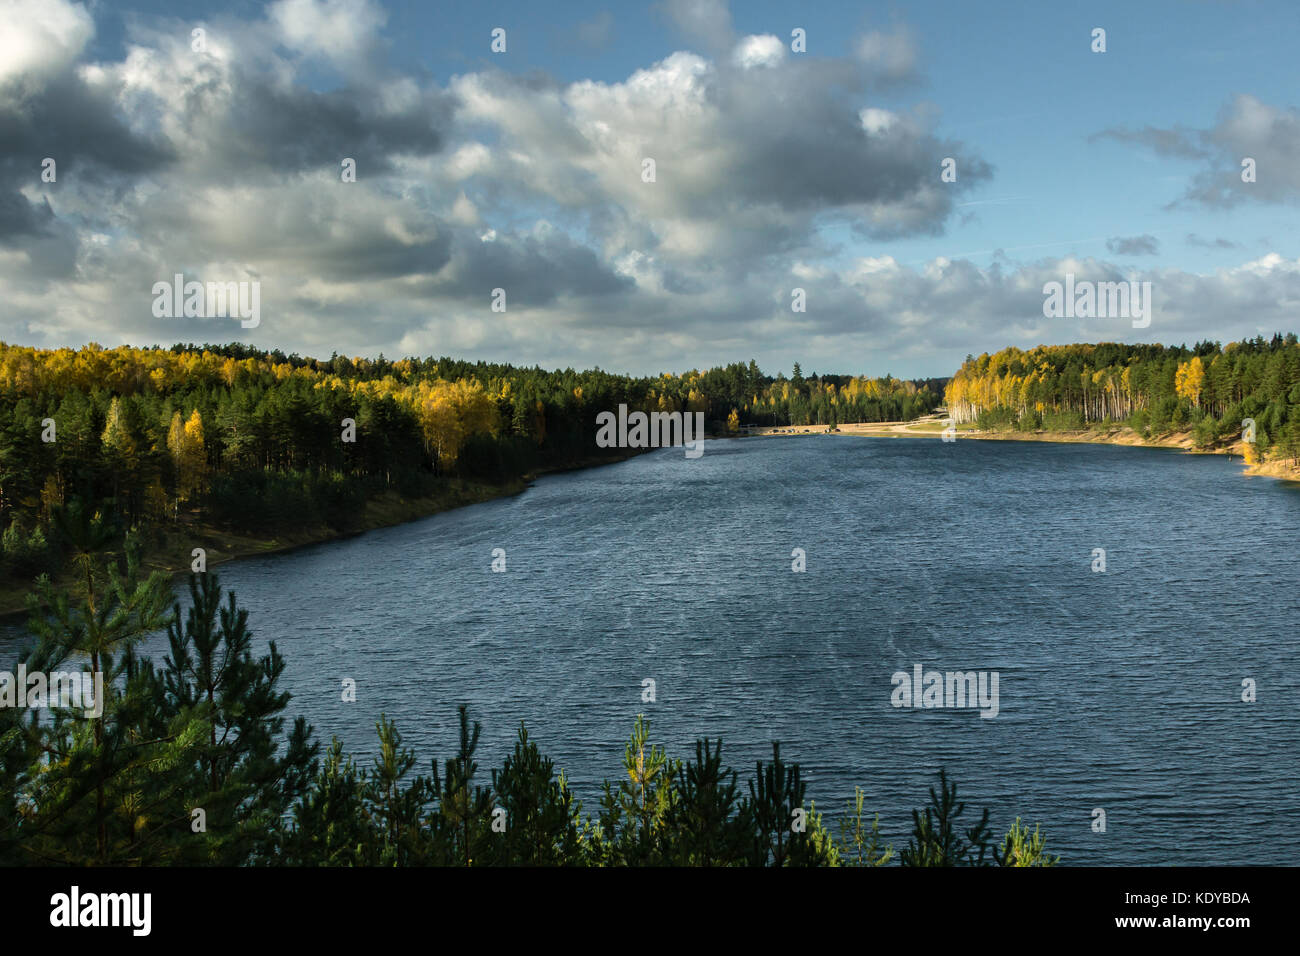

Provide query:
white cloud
left=732, top=35, right=785, bottom=69
left=859, top=108, right=898, bottom=135
left=0, top=0, right=93, bottom=85
left=268, top=0, right=387, bottom=70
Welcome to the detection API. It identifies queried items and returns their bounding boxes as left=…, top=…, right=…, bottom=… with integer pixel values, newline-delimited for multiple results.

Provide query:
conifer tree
left=837, top=786, right=894, bottom=866
left=490, top=723, right=584, bottom=865
left=597, top=714, right=677, bottom=865
left=21, top=506, right=176, bottom=863
left=995, top=817, right=1059, bottom=867
left=663, top=738, right=750, bottom=866
left=899, top=769, right=995, bottom=867
left=367, top=715, right=433, bottom=866
left=282, top=737, right=370, bottom=866
left=154, top=573, right=317, bottom=863
left=748, top=741, right=827, bottom=866
left=433, top=705, right=493, bottom=866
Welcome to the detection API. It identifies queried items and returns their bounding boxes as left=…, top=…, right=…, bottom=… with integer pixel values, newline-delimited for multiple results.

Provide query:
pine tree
left=156, top=573, right=317, bottom=863
left=837, top=786, right=894, bottom=866
left=433, top=705, right=493, bottom=866
left=996, top=817, right=1059, bottom=866
left=899, top=769, right=995, bottom=866
left=283, top=737, right=370, bottom=865
left=367, top=714, right=432, bottom=865
left=21, top=510, right=175, bottom=863
left=663, top=738, right=751, bottom=866
left=491, top=723, right=584, bottom=865
left=748, top=741, right=827, bottom=866
left=597, top=714, right=677, bottom=864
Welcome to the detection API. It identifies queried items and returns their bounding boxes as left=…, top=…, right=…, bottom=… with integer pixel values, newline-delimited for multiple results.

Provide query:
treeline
left=945, top=335, right=1300, bottom=460
left=744, top=362, right=942, bottom=427
left=0, top=342, right=940, bottom=583
left=0, top=535, right=1054, bottom=866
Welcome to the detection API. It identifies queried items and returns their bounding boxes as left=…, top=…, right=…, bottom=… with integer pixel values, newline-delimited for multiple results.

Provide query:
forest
left=11, top=334, right=1298, bottom=867
left=0, top=342, right=939, bottom=591
left=0, top=554, right=1056, bottom=867
left=945, top=335, right=1300, bottom=462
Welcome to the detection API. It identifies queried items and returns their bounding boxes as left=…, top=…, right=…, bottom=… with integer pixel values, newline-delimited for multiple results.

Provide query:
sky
left=2, top=0, right=1298, bottom=378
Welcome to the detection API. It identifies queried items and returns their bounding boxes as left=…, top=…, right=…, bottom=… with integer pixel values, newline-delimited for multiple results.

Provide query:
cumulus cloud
left=450, top=45, right=991, bottom=273
left=269, top=0, right=388, bottom=72
left=731, top=34, right=785, bottom=69
left=2, top=0, right=1294, bottom=379
left=0, top=0, right=93, bottom=85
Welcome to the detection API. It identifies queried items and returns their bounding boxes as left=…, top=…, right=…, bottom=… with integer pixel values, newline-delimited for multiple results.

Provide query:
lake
left=5, top=435, right=1299, bottom=864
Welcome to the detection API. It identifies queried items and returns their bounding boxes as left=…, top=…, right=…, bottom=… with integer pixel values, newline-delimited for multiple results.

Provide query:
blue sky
left=4, top=0, right=1299, bottom=377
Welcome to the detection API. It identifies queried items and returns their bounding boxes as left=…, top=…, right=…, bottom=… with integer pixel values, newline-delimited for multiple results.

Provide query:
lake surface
left=6, top=435, right=1300, bottom=864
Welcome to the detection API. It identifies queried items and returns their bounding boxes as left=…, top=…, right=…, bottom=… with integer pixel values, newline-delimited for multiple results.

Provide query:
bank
left=0, top=451, right=644, bottom=621
left=745, top=418, right=1300, bottom=483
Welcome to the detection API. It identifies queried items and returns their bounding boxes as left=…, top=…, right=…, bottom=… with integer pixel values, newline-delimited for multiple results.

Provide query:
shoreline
left=10, top=425, right=1296, bottom=622
left=745, top=419, right=1300, bottom=482
left=0, top=450, right=644, bottom=623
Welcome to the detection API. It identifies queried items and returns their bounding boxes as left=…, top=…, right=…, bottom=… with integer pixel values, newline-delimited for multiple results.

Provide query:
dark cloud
left=422, top=228, right=635, bottom=307
left=199, top=72, right=452, bottom=178
left=0, top=73, right=176, bottom=184
left=1106, top=235, right=1160, bottom=256
left=715, top=60, right=992, bottom=226
left=95, top=43, right=453, bottom=185
left=452, top=51, right=993, bottom=273
left=1186, top=233, right=1238, bottom=249
left=0, top=189, right=54, bottom=240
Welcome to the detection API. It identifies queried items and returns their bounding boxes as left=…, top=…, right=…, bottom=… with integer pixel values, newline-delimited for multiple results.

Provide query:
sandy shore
left=745, top=417, right=1300, bottom=482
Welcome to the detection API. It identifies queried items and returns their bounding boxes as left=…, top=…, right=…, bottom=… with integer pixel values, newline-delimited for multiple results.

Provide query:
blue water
left=6, top=435, right=1299, bottom=864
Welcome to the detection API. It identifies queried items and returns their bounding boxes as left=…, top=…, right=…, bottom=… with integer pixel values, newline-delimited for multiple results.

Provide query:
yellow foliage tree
left=167, top=409, right=206, bottom=505
left=1174, top=357, right=1205, bottom=407
left=101, top=397, right=141, bottom=464
left=411, top=379, right=499, bottom=470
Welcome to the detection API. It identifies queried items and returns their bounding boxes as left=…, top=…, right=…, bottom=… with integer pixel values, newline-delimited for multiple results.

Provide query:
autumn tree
left=167, top=409, right=206, bottom=506
left=1175, top=356, right=1206, bottom=408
